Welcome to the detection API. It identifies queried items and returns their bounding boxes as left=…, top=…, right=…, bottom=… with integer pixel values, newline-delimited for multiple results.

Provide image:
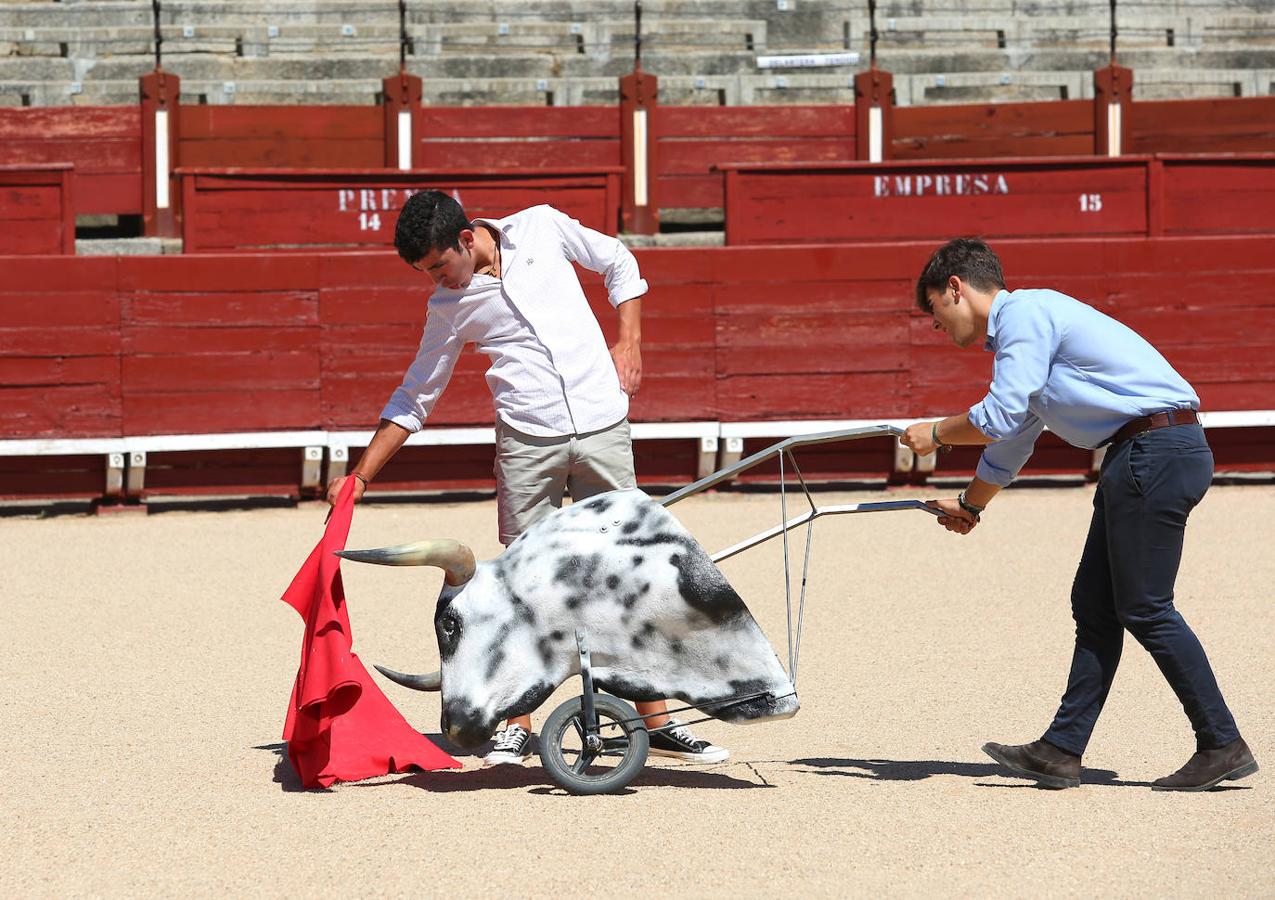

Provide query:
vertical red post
left=139, top=70, right=181, bottom=237
left=854, top=68, right=894, bottom=162
left=383, top=73, right=423, bottom=170
left=1146, top=156, right=1165, bottom=236
left=1094, top=64, right=1133, bottom=157
left=59, top=164, right=76, bottom=254
left=619, top=69, right=659, bottom=234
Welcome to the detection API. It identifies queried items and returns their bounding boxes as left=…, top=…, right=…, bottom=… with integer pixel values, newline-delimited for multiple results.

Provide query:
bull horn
left=374, top=664, right=442, bottom=692
left=336, top=539, right=475, bottom=586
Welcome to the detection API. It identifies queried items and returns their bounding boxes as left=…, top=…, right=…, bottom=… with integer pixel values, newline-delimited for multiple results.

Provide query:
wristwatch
left=957, top=490, right=984, bottom=519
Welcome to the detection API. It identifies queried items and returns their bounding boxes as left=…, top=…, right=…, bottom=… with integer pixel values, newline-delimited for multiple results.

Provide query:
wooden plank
left=0, top=384, right=122, bottom=439
left=1131, top=97, right=1275, bottom=154
left=657, top=137, right=853, bottom=176
left=179, top=169, right=621, bottom=252
left=659, top=105, right=856, bottom=138
left=421, top=106, right=619, bottom=138
left=1160, top=156, right=1275, bottom=236
left=894, top=100, right=1093, bottom=159
left=179, top=106, right=383, bottom=140
left=418, top=140, right=621, bottom=169
left=122, top=388, right=321, bottom=434
left=725, top=159, right=1149, bottom=245
left=180, top=139, right=385, bottom=169
left=123, top=351, right=320, bottom=392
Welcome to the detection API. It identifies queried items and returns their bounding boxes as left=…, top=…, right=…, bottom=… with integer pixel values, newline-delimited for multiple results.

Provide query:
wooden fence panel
left=179, top=167, right=623, bottom=252
left=0, top=107, right=141, bottom=215
left=0, top=164, right=75, bottom=254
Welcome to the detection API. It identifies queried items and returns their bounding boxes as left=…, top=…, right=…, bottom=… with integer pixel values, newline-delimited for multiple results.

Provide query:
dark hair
left=915, top=238, right=1006, bottom=313
left=394, top=190, right=472, bottom=265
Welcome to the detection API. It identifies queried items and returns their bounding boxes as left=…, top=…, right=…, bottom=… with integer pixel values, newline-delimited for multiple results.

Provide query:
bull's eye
left=440, top=615, right=458, bottom=637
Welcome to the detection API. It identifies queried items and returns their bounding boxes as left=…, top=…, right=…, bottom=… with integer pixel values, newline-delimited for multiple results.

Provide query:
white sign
left=757, top=52, right=860, bottom=69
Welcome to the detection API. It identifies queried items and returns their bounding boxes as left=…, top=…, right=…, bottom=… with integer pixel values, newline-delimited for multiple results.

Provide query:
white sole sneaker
left=648, top=745, right=730, bottom=764
left=482, top=752, right=531, bottom=768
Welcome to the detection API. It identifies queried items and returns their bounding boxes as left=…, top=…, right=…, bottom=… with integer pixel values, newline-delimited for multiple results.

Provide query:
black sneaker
left=647, top=719, right=729, bottom=763
left=483, top=725, right=532, bottom=767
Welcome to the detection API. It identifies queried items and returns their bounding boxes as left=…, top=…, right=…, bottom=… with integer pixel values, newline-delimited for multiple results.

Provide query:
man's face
left=411, top=229, right=477, bottom=290
left=927, top=279, right=979, bottom=348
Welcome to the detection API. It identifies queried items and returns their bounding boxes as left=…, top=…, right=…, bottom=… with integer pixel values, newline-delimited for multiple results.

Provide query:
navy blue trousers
left=1042, top=424, right=1240, bottom=756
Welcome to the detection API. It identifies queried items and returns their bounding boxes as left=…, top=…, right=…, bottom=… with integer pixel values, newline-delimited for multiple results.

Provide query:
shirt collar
left=984, top=289, right=1011, bottom=351
left=472, top=216, right=518, bottom=249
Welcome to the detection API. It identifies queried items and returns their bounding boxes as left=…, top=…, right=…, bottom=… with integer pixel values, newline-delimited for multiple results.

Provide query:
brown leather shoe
left=982, top=739, right=1082, bottom=789
left=1152, top=738, right=1258, bottom=792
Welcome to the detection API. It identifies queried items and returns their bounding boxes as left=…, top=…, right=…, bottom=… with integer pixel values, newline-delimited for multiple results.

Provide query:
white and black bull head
left=337, top=488, right=798, bottom=747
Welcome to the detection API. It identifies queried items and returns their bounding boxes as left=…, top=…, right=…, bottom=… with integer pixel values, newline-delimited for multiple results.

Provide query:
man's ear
left=458, top=228, right=476, bottom=251
left=948, top=275, right=962, bottom=303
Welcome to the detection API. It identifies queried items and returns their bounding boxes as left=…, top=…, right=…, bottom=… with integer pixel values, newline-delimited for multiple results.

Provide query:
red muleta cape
left=281, top=479, right=460, bottom=787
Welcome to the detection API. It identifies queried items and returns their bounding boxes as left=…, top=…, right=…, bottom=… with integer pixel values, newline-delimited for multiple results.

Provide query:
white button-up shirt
left=380, top=205, right=648, bottom=437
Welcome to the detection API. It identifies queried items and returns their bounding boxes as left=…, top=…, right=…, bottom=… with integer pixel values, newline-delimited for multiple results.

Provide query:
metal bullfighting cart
left=538, top=424, right=942, bottom=795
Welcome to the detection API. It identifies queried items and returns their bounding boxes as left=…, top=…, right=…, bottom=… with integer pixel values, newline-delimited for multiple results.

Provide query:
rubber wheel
left=539, top=694, right=650, bottom=795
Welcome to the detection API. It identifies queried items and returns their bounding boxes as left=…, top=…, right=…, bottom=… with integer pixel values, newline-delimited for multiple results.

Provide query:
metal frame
left=662, top=424, right=941, bottom=687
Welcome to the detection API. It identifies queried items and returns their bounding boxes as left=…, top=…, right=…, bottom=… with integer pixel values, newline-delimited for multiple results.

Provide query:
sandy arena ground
left=3, top=483, right=1272, bottom=897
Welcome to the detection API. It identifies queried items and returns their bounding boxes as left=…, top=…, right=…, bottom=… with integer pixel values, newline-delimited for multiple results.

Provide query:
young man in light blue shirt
left=901, top=238, right=1256, bottom=792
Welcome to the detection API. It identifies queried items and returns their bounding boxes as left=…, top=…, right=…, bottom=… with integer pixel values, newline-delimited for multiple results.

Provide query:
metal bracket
left=719, top=436, right=744, bottom=470
left=301, top=446, right=323, bottom=491
left=327, top=445, right=349, bottom=483
left=105, top=452, right=125, bottom=499
left=696, top=435, right=718, bottom=480
left=126, top=451, right=146, bottom=498
left=575, top=630, right=602, bottom=751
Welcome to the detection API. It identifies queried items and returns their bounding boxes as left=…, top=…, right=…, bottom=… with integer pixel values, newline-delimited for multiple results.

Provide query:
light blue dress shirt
left=969, top=289, right=1199, bottom=486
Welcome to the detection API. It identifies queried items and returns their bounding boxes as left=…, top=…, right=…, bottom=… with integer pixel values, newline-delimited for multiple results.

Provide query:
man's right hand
left=325, top=475, right=367, bottom=507
left=927, top=498, right=978, bottom=535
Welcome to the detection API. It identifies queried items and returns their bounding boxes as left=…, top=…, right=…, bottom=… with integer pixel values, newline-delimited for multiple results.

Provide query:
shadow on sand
left=791, top=757, right=1250, bottom=791
left=255, top=738, right=766, bottom=795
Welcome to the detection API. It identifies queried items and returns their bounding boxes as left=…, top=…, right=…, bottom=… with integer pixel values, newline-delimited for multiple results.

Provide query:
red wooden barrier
left=419, top=107, right=621, bottom=170
left=1131, top=96, right=1275, bottom=155
left=0, top=107, right=141, bottom=216
left=0, top=256, right=121, bottom=439
left=178, top=167, right=624, bottom=252
left=0, top=164, right=75, bottom=255
left=659, top=106, right=856, bottom=210
left=723, top=156, right=1152, bottom=245
left=723, top=154, right=1275, bottom=245
left=1157, top=154, right=1275, bottom=236
left=893, top=100, right=1095, bottom=161
left=3, top=234, right=1275, bottom=498
left=178, top=106, right=385, bottom=168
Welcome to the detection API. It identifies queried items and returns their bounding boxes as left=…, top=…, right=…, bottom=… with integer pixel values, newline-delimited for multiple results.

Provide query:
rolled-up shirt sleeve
left=968, top=298, right=1056, bottom=440
left=379, top=311, right=462, bottom=432
left=545, top=206, right=648, bottom=307
left=976, top=414, right=1046, bottom=486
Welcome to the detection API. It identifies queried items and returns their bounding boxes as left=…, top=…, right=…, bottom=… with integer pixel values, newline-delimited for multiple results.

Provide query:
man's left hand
left=611, top=340, right=642, bottom=396
left=928, top=498, right=978, bottom=534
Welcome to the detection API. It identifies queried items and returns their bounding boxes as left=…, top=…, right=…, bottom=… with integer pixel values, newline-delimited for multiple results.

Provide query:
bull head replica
left=338, top=489, right=799, bottom=747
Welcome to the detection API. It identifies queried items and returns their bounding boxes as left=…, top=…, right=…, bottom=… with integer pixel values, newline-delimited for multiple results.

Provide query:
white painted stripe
left=633, top=108, right=648, bottom=207
left=155, top=109, right=170, bottom=209
left=869, top=105, right=883, bottom=163
left=1107, top=102, right=1122, bottom=157
left=397, top=109, right=412, bottom=170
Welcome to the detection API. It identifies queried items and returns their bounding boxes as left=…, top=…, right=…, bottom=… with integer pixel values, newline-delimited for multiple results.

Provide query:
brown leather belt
left=1108, top=409, right=1200, bottom=446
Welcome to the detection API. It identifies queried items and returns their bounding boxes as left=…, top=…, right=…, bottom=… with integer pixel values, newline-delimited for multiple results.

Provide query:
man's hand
left=325, top=474, right=367, bottom=508
left=901, top=420, right=942, bottom=456
left=610, top=339, right=642, bottom=397
left=927, top=498, right=978, bottom=535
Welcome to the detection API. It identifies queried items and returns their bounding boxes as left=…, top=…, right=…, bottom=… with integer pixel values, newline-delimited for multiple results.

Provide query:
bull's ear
left=336, top=539, right=475, bottom=586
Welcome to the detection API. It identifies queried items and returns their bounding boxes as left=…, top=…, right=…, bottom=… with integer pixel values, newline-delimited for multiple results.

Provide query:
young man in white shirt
left=325, top=190, right=727, bottom=767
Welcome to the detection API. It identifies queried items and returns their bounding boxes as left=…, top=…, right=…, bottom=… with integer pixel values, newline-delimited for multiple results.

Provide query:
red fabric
left=281, top=479, right=460, bottom=787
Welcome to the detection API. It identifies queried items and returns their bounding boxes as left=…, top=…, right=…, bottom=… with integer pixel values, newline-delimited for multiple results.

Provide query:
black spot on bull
left=666, top=549, right=749, bottom=626
left=694, top=678, right=789, bottom=723
left=585, top=495, right=614, bottom=515
left=502, top=681, right=558, bottom=722
left=482, top=623, right=513, bottom=679
left=594, top=672, right=665, bottom=703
